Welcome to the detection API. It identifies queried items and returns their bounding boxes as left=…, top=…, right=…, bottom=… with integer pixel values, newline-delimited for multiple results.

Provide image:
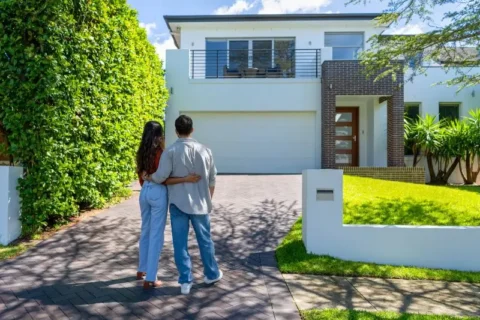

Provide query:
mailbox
left=316, top=189, right=334, bottom=201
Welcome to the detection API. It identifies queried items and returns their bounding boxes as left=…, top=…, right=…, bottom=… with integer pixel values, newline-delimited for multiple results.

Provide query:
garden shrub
left=0, top=0, right=168, bottom=235
left=405, top=111, right=480, bottom=185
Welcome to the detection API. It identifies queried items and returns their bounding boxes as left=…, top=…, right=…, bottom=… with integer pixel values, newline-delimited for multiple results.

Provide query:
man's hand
left=185, top=174, right=201, bottom=183
left=209, top=186, right=215, bottom=199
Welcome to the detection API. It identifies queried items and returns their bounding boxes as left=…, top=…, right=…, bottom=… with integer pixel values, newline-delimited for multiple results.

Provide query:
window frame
left=324, top=32, right=365, bottom=60
left=404, top=102, right=421, bottom=121
left=438, top=103, right=461, bottom=122
left=205, top=37, right=296, bottom=69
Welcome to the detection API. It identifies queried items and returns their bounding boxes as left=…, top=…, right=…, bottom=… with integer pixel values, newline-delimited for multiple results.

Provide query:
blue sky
left=126, top=0, right=456, bottom=61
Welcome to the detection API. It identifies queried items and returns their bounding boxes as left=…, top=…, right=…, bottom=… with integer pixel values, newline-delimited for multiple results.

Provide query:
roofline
left=164, top=13, right=383, bottom=24
left=164, top=13, right=385, bottom=49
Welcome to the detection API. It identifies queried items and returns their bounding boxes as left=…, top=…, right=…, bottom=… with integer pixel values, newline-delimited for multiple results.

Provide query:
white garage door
left=185, top=112, right=316, bottom=174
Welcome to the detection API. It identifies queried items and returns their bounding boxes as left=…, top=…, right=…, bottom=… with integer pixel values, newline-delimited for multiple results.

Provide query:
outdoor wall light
left=472, top=90, right=475, bottom=98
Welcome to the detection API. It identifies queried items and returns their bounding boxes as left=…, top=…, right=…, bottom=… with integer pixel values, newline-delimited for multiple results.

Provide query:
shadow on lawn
left=344, top=197, right=480, bottom=226
left=452, top=185, right=480, bottom=195
left=303, top=309, right=479, bottom=320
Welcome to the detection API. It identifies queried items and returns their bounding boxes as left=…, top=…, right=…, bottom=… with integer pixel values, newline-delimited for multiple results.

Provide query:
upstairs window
left=205, top=40, right=228, bottom=78
left=405, top=103, right=420, bottom=121
left=204, top=38, right=295, bottom=78
left=325, top=32, right=364, bottom=60
left=439, top=103, right=460, bottom=122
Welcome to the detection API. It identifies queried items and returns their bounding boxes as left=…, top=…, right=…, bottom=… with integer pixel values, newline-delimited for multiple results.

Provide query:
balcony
left=190, top=49, right=322, bottom=79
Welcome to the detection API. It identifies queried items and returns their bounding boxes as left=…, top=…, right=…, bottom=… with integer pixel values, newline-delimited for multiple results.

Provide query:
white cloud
left=214, top=0, right=255, bottom=15
left=389, top=23, right=424, bottom=35
left=258, top=0, right=332, bottom=14
left=139, top=22, right=157, bottom=37
left=152, top=36, right=176, bottom=65
left=325, top=10, right=340, bottom=14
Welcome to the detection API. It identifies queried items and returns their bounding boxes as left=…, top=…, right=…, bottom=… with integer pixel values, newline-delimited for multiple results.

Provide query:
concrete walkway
left=0, top=176, right=302, bottom=320
left=284, top=274, right=480, bottom=317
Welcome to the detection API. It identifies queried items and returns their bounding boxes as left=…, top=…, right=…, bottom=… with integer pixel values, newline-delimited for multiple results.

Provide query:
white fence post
left=0, top=166, right=23, bottom=245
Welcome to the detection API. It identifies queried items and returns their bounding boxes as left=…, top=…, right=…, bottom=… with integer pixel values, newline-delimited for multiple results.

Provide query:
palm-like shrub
left=459, top=110, right=480, bottom=184
left=408, top=115, right=462, bottom=184
left=406, top=110, right=480, bottom=185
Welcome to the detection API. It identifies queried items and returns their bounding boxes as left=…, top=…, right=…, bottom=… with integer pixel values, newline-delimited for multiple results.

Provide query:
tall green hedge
left=0, top=0, right=168, bottom=235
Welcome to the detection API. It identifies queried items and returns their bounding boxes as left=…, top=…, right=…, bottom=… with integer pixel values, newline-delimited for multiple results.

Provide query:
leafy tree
left=349, top=0, right=480, bottom=89
left=0, top=0, right=168, bottom=235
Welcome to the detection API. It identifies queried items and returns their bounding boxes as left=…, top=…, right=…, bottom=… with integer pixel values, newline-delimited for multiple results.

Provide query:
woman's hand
left=142, top=172, right=153, bottom=182
left=184, top=174, right=201, bottom=183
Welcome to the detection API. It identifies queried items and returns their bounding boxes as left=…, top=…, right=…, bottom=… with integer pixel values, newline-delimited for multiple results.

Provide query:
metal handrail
left=190, top=49, right=322, bottom=79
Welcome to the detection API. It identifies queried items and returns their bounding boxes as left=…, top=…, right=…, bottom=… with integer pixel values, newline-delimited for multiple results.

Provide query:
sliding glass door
left=252, top=40, right=273, bottom=69
left=204, top=38, right=295, bottom=76
left=229, top=40, right=249, bottom=70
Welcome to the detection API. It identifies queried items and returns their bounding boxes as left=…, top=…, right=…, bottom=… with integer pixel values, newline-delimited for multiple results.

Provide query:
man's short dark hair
left=175, top=115, right=193, bottom=136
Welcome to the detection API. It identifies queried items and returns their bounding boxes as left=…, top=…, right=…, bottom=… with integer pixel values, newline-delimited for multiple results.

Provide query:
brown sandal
left=143, top=280, right=162, bottom=289
left=136, top=272, right=146, bottom=280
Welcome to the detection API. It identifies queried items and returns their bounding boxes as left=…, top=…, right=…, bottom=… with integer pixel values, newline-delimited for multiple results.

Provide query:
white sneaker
left=204, top=270, right=223, bottom=285
left=181, top=282, right=192, bottom=295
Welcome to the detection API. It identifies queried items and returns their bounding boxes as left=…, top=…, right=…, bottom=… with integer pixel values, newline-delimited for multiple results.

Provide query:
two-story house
left=163, top=13, right=480, bottom=178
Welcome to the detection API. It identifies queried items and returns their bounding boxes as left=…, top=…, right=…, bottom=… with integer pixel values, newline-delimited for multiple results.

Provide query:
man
left=149, top=115, right=222, bottom=295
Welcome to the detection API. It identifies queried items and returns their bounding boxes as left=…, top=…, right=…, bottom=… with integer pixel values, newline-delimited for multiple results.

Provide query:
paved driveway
left=0, top=175, right=302, bottom=319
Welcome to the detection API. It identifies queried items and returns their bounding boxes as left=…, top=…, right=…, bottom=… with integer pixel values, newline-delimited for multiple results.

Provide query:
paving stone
left=0, top=176, right=302, bottom=319
left=349, top=277, right=480, bottom=317
left=285, top=274, right=480, bottom=318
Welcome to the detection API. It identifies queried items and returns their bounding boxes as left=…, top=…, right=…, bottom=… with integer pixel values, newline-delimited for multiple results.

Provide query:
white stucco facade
left=177, top=20, right=383, bottom=52
left=164, top=15, right=480, bottom=175
left=405, top=68, right=479, bottom=118
left=165, top=49, right=324, bottom=172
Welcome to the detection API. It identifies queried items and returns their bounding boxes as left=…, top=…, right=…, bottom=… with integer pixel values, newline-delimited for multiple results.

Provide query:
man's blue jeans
left=170, top=204, right=220, bottom=284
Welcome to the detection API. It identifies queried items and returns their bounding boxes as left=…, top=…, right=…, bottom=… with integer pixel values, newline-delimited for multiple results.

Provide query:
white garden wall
left=303, top=169, right=480, bottom=271
left=0, top=166, right=23, bottom=245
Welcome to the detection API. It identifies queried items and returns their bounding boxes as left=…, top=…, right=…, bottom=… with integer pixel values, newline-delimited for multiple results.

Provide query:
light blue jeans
left=138, top=181, right=168, bottom=282
left=170, top=204, right=220, bottom=284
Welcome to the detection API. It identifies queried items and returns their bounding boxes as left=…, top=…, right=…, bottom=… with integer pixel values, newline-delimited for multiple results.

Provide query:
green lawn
left=343, top=176, right=480, bottom=226
left=276, top=176, right=480, bottom=283
left=0, top=244, right=29, bottom=260
left=302, top=309, right=479, bottom=320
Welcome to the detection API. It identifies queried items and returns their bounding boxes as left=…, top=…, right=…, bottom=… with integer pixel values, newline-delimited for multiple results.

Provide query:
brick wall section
left=387, top=95, right=405, bottom=166
left=343, top=167, right=425, bottom=184
left=321, top=60, right=405, bottom=168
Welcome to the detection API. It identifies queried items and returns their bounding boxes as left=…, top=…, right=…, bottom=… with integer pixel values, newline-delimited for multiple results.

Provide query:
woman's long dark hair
left=136, top=121, right=164, bottom=175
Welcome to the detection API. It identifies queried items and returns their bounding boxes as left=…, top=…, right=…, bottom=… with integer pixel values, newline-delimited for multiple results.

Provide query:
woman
left=136, top=121, right=200, bottom=289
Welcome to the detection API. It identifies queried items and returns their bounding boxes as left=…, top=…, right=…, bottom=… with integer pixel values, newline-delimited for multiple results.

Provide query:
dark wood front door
left=335, top=107, right=359, bottom=167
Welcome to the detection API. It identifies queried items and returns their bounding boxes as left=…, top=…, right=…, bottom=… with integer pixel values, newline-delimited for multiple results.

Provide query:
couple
left=135, top=115, right=222, bottom=294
